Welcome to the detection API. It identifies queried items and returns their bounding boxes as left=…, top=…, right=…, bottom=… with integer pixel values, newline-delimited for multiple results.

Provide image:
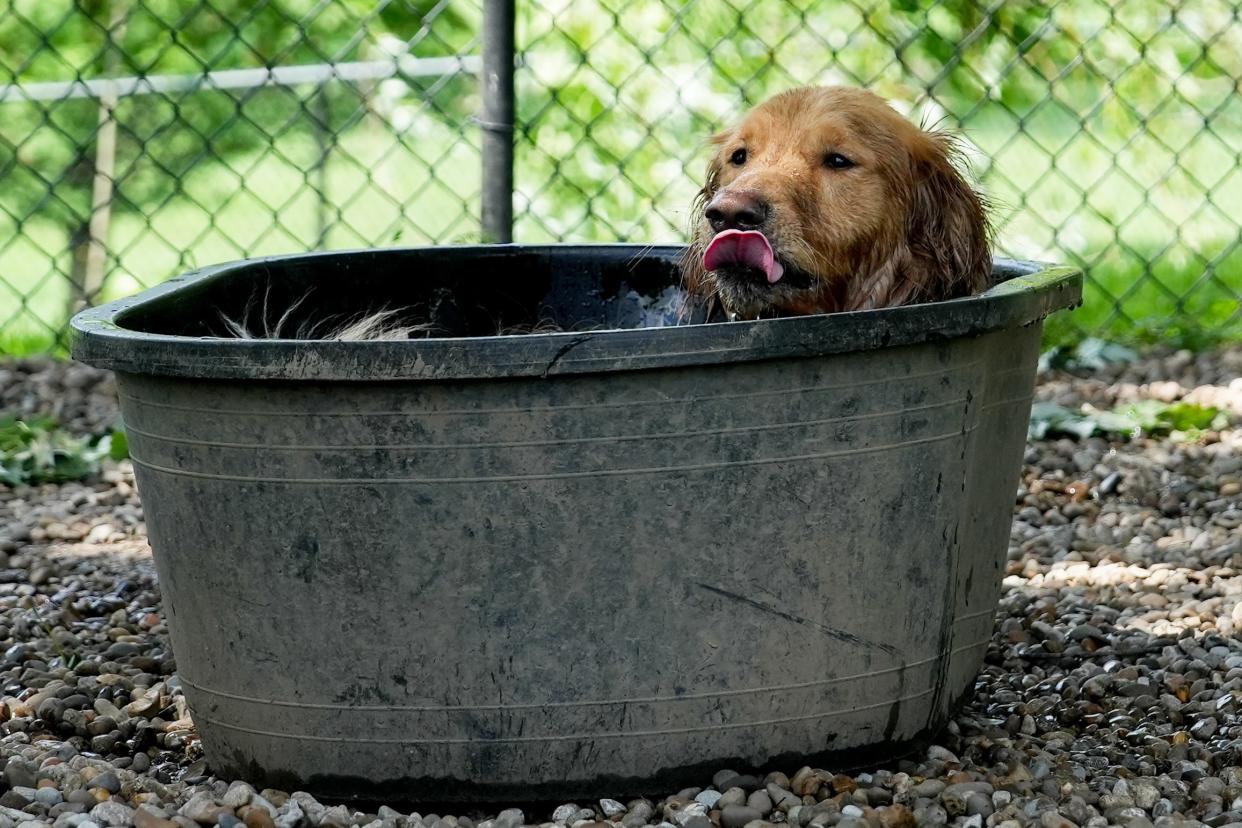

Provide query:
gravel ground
left=0, top=347, right=1240, bottom=828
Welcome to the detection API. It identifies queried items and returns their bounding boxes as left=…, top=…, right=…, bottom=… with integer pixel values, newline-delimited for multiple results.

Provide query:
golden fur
left=683, top=86, right=991, bottom=319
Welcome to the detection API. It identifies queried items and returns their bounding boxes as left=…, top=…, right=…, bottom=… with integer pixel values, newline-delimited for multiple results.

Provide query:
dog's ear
left=698, top=129, right=732, bottom=203
left=683, top=130, right=733, bottom=302
left=904, top=132, right=992, bottom=301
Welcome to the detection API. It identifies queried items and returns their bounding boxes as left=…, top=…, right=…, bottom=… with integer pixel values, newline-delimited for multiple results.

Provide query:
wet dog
left=682, top=85, right=991, bottom=320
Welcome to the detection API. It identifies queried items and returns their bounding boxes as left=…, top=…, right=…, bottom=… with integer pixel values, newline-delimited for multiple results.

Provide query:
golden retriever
left=683, top=85, right=991, bottom=320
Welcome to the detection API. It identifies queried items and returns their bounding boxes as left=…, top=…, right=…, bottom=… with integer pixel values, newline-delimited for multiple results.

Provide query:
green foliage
left=0, top=328, right=65, bottom=358
left=0, top=0, right=473, bottom=81
left=1028, top=400, right=1229, bottom=441
left=105, top=426, right=128, bottom=461
left=0, top=0, right=475, bottom=224
left=0, top=416, right=128, bottom=486
left=1039, top=337, right=1140, bottom=373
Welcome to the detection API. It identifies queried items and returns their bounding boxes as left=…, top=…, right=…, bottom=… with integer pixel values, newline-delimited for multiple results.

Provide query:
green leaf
left=1072, top=338, right=1140, bottom=370
left=105, top=427, right=130, bottom=461
left=0, top=415, right=124, bottom=486
left=1159, top=402, right=1222, bottom=432
left=1029, top=398, right=1233, bottom=442
left=1039, top=338, right=1140, bottom=374
left=1085, top=410, right=1135, bottom=436
left=1027, top=403, right=1096, bottom=440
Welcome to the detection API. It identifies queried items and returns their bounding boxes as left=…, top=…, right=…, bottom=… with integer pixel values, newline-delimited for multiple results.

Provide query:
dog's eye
left=824, top=152, right=855, bottom=170
left=730, top=148, right=747, bottom=166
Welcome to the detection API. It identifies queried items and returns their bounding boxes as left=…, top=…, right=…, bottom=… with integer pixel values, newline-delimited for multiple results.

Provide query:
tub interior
left=114, top=246, right=1034, bottom=340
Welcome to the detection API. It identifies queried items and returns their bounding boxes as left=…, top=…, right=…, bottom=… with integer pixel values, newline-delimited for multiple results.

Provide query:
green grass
left=0, top=115, right=1238, bottom=355
left=0, top=326, right=63, bottom=357
left=0, top=119, right=481, bottom=354
left=967, top=109, right=1242, bottom=347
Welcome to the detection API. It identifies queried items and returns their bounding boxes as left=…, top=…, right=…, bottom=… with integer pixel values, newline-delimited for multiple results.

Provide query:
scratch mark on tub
left=234, top=594, right=273, bottom=611
left=541, top=335, right=593, bottom=378
left=694, top=583, right=899, bottom=656
left=883, top=661, right=906, bottom=741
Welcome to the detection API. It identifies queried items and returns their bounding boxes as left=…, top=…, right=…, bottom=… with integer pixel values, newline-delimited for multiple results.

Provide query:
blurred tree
left=0, top=0, right=473, bottom=314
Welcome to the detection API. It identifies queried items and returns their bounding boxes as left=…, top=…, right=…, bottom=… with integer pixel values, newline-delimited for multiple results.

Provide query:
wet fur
left=682, top=85, right=992, bottom=318
left=216, top=286, right=583, bottom=340
left=217, top=288, right=430, bottom=341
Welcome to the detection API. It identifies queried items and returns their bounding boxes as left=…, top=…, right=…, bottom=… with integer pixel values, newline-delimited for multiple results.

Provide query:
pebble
left=601, top=800, right=627, bottom=817
left=553, top=805, right=582, bottom=824
left=134, top=810, right=180, bottom=828
left=92, top=801, right=137, bottom=827
left=790, top=767, right=819, bottom=797
left=274, top=800, right=304, bottom=828
left=5, top=759, right=37, bottom=789
left=964, top=793, right=993, bottom=819
left=766, top=785, right=799, bottom=812
left=243, top=811, right=276, bottom=828
left=180, top=793, right=235, bottom=825
left=1191, top=718, right=1219, bottom=740
left=495, top=810, right=524, bottom=828
left=751, top=792, right=776, bottom=816
left=694, top=791, right=722, bottom=810
left=626, top=802, right=655, bottom=824
left=878, top=805, right=916, bottom=828
left=721, top=806, right=763, bottom=828
left=91, top=772, right=122, bottom=795
left=914, top=780, right=946, bottom=799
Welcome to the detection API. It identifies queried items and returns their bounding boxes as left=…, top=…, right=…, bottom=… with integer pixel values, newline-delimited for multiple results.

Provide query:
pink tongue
left=702, top=229, right=784, bottom=284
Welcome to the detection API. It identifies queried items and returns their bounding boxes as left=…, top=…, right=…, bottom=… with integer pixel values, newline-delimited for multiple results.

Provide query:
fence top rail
left=0, top=54, right=481, bottom=105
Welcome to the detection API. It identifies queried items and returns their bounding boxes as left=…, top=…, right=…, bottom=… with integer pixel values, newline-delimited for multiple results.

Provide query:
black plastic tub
left=71, top=245, right=1081, bottom=801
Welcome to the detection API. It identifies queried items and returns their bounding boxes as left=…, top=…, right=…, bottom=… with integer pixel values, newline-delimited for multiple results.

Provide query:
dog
left=682, top=85, right=991, bottom=320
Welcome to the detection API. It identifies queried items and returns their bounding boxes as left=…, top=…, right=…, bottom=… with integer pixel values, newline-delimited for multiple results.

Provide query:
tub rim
left=70, top=244, right=1082, bottom=381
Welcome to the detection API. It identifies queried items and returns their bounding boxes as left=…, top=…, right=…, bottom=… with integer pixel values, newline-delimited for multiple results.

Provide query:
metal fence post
left=480, top=0, right=515, bottom=243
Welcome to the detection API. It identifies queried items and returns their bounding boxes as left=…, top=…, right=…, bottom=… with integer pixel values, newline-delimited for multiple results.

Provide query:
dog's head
left=684, top=86, right=991, bottom=318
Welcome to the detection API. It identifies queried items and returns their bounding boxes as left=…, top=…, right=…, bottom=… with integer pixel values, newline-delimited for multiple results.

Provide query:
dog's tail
left=218, top=299, right=431, bottom=341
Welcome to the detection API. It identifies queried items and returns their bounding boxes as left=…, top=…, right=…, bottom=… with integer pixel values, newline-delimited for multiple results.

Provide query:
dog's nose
left=705, top=191, right=768, bottom=232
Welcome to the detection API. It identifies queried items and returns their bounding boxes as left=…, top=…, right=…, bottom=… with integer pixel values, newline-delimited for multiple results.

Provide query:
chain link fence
left=1, top=0, right=1239, bottom=353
